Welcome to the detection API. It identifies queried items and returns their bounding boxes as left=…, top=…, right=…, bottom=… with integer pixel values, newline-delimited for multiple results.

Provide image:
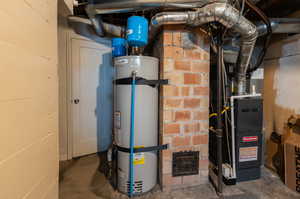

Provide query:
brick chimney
left=154, top=26, right=210, bottom=190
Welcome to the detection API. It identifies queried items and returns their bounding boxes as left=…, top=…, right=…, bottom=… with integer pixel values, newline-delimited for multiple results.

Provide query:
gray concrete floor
left=59, top=154, right=299, bottom=199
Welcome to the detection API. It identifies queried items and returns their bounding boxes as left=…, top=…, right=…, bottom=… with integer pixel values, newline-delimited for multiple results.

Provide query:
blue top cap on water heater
left=112, top=37, right=127, bottom=57
left=127, top=16, right=149, bottom=47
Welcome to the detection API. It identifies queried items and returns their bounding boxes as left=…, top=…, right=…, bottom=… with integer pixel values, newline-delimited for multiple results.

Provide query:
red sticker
left=242, top=136, right=258, bottom=142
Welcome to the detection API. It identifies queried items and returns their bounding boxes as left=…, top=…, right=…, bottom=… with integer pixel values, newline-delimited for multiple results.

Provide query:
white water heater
left=114, top=56, right=159, bottom=194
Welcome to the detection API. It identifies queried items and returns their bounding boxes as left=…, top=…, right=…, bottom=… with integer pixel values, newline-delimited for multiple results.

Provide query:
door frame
left=65, top=31, right=111, bottom=160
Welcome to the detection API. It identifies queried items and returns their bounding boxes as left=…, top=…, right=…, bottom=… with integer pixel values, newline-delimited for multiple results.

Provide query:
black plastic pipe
left=216, top=44, right=223, bottom=195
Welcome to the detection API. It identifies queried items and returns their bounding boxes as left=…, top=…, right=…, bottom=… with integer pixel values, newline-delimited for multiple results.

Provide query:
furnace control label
left=239, top=146, right=258, bottom=162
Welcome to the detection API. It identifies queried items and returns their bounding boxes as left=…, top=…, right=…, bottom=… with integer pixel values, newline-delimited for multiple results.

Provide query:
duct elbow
left=151, top=12, right=189, bottom=27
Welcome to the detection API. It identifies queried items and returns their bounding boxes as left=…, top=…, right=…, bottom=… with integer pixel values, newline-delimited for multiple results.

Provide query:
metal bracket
left=116, top=144, right=169, bottom=153
left=115, top=77, right=169, bottom=88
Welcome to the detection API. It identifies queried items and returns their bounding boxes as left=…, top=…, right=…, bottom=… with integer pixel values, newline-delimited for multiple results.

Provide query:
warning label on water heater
left=134, top=146, right=145, bottom=165
left=239, top=147, right=258, bottom=162
left=134, top=153, right=145, bottom=165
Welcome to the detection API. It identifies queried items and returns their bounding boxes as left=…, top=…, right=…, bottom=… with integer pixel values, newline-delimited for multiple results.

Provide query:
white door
left=70, top=38, right=113, bottom=158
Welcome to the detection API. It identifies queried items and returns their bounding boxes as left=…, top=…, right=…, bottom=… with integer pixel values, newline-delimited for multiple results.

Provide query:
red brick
left=173, top=146, right=194, bottom=153
left=163, top=25, right=186, bottom=31
left=184, top=123, right=201, bottom=134
left=162, top=149, right=172, bottom=160
left=163, top=136, right=172, bottom=145
left=163, top=46, right=173, bottom=57
left=191, top=61, right=209, bottom=73
left=164, top=110, right=174, bottom=121
left=200, top=97, right=209, bottom=108
left=162, top=58, right=174, bottom=72
left=172, top=136, right=191, bottom=147
left=184, top=49, right=202, bottom=60
left=164, top=123, right=180, bottom=134
left=200, top=73, right=209, bottom=85
left=184, top=73, right=201, bottom=84
left=164, top=99, right=182, bottom=108
left=164, top=72, right=184, bottom=84
left=182, top=173, right=202, bottom=185
left=174, top=60, right=191, bottom=71
left=194, top=86, right=209, bottom=96
left=184, top=98, right=201, bottom=108
left=200, top=170, right=209, bottom=179
left=175, top=111, right=191, bottom=121
left=201, top=122, right=209, bottom=132
left=174, top=47, right=184, bottom=58
left=192, top=134, right=208, bottom=145
left=200, top=144, right=209, bottom=158
left=163, top=174, right=182, bottom=187
left=163, top=32, right=173, bottom=45
left=181, top=87, right=190, bottom=96
left=170, top=47, right=184, bottom=59
left=199, top=159, right=209, bottom=170
left=163, top=85, right=179, bottom=97
left=163, top=160, right=172, bottom=174
left=173, top=32, right=182, bottom=46
left=201, top=49, right=210, bottom=60
left=193, top=111, right=208, bottom=120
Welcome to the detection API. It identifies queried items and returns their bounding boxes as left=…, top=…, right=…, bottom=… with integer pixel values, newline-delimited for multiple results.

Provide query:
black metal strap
left=115, top=77, right=169, bottom=88
left=116, top=144, right=169, bottom=153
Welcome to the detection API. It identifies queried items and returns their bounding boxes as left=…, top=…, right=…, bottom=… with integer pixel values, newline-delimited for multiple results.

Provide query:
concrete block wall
left=155, top=27, right=210, bottom=190
left=0, top=1, right=59, bottom=199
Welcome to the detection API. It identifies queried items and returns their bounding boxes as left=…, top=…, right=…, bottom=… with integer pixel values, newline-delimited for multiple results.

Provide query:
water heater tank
left=114, top=56, right=158, bottom=194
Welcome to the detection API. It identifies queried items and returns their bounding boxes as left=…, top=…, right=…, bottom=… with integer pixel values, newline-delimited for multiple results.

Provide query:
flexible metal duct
left=87, top=0, right=221, bottom=10
left=257, top=18, right=300, bottom=36
left=83, top=2, right=258, bottom=94
left=151, top=3, right=258, bottom=95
